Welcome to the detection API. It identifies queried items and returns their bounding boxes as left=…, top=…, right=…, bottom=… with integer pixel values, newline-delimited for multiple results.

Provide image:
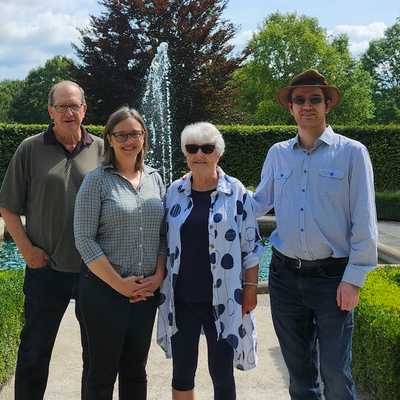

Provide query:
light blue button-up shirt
left=252, top=126, right=378, bottom=287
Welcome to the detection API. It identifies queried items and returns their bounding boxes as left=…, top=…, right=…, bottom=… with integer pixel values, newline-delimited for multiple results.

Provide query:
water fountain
left=141, top=42, right=173, bottom=185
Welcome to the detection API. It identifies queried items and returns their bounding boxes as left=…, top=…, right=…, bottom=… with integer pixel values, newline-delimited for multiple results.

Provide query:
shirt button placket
left=299, top=152, right=309, bottom=257
left=138, top=196, right=144, bottom=276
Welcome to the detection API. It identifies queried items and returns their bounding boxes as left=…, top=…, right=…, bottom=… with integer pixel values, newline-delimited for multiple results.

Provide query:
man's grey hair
left=181, top=122, right=225, bottom=157
left=48, top=80, right=86, bottom=106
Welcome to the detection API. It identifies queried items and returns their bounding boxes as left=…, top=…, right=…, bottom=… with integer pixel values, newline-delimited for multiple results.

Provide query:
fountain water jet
left=141, top=42, right=173, bottom=185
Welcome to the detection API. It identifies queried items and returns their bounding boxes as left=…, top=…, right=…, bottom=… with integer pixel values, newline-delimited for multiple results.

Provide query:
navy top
left=174, top=189, right=214, bottom=303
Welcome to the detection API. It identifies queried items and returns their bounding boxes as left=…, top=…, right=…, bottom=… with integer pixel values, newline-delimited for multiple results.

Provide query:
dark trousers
left=15, top=265, right=88, bottom=400
left=78, top=267, right=158, bottom=400
left=269, top=253, right=356, bottom=400
left=171, top=302, right=236, bottom=400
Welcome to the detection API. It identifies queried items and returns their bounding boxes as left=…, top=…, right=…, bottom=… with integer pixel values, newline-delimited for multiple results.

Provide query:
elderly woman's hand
left=242, top=285, right=257, bottom=316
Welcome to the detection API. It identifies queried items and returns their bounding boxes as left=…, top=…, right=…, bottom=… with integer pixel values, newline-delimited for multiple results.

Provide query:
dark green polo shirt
left=0, top=125, right=104, bottom=273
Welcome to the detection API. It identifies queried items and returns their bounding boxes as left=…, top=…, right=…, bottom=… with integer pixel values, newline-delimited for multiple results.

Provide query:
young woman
left=74, top=107, right=166, bottom=400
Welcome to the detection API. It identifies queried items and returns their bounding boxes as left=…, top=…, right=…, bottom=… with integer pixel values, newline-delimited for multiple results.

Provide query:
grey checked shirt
left=252, top=126, right=378, bottom=287
left=74, top=164, right=166, bottom=277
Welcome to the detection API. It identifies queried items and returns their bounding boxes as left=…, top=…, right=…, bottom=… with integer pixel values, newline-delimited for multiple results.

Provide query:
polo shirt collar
left=43, top=124, right=93, bottom=146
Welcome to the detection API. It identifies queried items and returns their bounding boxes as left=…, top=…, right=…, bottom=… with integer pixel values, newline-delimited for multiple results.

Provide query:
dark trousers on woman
left=15, top=265, right=88, bottom=400
left=171, top=302, right=236, bottom=400
left=79, top=266, right=158, bottom=400
left=269, top=251, right=356, bottom=400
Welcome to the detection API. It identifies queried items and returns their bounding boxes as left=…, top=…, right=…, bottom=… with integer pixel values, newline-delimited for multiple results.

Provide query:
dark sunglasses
left=185, top=144, right=216, bottom=154
left=291, top=96, right=324, bottom=105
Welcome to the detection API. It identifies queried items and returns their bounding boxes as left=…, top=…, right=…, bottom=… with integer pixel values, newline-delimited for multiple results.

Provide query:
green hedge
left=1, top=124, right=400, bottom=192
left=0, top=123, right=102, bottom=188
left=0, top=269, right=24, bottom=387
left=353, top=266, right=400, bottom=399
left=218, top=125, right=400, bottom=192
left=376, top=192, right=400, bottom=221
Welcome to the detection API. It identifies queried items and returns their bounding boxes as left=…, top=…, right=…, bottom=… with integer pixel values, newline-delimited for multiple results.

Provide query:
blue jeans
left=268, top=253, right=356, bottom=400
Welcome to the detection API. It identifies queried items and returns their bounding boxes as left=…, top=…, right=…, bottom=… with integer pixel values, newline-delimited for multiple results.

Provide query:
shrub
left=1, top=123, right=400, bottom=192
left=353, top=266, right=400, bottom=399
left=375, top=191, right=400, bottom=221
left=218, top=125, right=400, bottom=192
left=0, top=269, right=24, bottom=387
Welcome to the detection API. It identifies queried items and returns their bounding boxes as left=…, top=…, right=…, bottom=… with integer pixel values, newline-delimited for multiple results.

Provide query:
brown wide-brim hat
left=277, top=69, right=341, bottom=109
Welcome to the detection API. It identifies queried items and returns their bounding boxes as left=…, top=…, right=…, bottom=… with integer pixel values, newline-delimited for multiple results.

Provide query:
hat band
left=293, top=78, right=327, bottom=86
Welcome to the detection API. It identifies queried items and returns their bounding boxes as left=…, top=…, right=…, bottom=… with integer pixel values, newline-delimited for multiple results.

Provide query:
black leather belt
left=272, top=247, right=348, bottom=272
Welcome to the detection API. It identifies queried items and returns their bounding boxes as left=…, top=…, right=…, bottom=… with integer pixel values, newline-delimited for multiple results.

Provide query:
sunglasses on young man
left=291, top=95, right=324, bottom=106
left=185, top=144, right=216, bottom=154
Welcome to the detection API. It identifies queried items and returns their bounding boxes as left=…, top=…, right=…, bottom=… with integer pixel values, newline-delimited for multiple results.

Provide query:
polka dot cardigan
left=157, top=167, right=261, bottom=370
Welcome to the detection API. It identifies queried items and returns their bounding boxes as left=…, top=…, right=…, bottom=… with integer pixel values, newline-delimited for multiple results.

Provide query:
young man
left=0, top=81, right=103, bottom=400
left=253, top=69, right=378, bottom=400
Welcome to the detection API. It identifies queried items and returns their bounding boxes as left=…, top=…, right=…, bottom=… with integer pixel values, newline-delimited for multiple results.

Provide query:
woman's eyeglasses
left=111, top=130, right=144, bottom=143
left=185, top=144, right=215, bottom=154
left=291, top=96, right=324, bottom=105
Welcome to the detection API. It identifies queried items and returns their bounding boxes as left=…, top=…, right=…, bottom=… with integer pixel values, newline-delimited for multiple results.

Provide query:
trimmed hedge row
left=218, top=125, right=400, bottom=192
left=1, top=124, right=400, bottom=192
left=376, top=191, right=400, bottom=221
left=0, top=269, right=24, bottom=387
left=353, top=266, right=400, bottom=399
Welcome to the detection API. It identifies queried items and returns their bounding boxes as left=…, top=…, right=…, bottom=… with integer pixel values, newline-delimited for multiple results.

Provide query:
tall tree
left=0, top=80, right=23, bottom=122
left=10, top=56, right=74, bottom=124
left=232, top=13, right=374, bottom=125
left=73, top=0, right=241, bottom=132
left=362, top=17, right=400, bottom=124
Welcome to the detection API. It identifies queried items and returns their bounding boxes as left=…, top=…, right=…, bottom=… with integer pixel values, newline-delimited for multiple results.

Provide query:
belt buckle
left=296, top=258, right=302, bottom=269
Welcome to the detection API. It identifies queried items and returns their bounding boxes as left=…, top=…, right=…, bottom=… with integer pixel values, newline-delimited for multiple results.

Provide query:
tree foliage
left=73, top=0, right=241, bottom=133
left=362, top=17, right=400, bottom=124
left=232, top=13, right=374, bottom=125
left=0, top=80, right=23, bottom=122
left=10, top=56, right=74, bottom=124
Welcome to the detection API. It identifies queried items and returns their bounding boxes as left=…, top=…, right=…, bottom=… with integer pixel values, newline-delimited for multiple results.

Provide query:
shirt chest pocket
left=274, top=169, right=292, bottom=206
left=318, top=168, right=345, bottom=196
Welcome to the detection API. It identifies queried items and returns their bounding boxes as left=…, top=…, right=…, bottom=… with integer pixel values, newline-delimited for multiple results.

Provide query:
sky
left=0, top=0, right=399, bottom=81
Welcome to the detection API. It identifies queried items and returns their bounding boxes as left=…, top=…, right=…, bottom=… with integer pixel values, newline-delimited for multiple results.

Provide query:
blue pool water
left=0, top=241, right=25, bottom=270
left=0, top=241, right=272, bottom=281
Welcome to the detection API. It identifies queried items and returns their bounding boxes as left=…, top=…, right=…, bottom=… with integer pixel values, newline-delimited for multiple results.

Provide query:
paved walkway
left=0, top=295, right=292, bottom=400
left=0, top=295, right=371, bottom=400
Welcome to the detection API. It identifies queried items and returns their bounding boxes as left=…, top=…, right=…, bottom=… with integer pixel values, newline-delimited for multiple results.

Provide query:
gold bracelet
left=243, top=281, right=258, bottom=287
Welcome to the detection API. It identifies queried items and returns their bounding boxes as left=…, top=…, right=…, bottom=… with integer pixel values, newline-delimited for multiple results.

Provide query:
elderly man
left=0, top=81, right=103, bottom=400
left=253, top=69, right=377, bottom=400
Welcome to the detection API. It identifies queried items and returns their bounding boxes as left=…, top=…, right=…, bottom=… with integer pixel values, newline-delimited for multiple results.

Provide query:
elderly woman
left=157, top=122, right=260, bottom=400
left=74, top=107, right=165, bottom=400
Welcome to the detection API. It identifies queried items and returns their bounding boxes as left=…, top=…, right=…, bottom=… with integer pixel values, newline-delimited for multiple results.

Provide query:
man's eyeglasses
left=111, top=130, right=144, bottom=143
left=291, top=96, right=324, bottom=106
left=185, top=144, right=215, bottom=154
left=53, top=104, right=83, bottom=113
